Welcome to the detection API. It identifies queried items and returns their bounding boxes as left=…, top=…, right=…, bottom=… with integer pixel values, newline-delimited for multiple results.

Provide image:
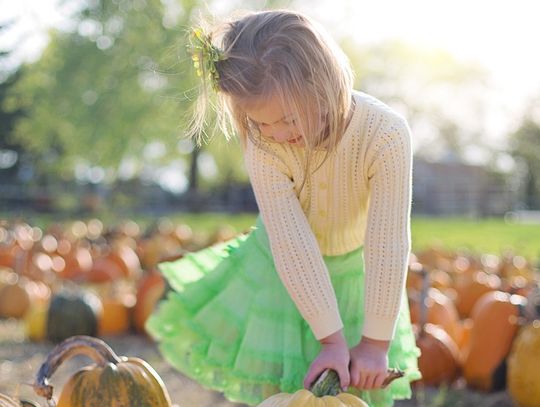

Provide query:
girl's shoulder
left=353, top=90, right=408, bottom=127
left=351, top=90, right=411, bottom=147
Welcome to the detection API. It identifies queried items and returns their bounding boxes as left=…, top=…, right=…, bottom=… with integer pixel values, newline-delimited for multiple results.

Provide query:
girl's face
left=242, top=96, right=305, bottom=147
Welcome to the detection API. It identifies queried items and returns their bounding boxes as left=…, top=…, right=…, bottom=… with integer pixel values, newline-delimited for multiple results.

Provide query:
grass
left=150, top=214, right=540, bottom=261
left=2, top=211, right=540, bottom=261
left=411, top=216, right=540, bottom=261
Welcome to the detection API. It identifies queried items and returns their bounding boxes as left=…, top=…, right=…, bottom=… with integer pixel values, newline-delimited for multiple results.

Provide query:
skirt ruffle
left=145, top=217, right=421, bottom=406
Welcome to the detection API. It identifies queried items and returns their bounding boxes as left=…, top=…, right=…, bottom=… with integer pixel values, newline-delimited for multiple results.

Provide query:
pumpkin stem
left=310, top=368, right=405, bottom=397
left=33, top=335, right=122, bottom=401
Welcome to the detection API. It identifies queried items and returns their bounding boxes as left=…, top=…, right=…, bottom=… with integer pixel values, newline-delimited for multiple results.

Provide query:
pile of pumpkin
left=408, top=246, right=540, bottom=407
left=2, top=218, right=540, bottom=406
left=0, top=218, right=238, bottom=342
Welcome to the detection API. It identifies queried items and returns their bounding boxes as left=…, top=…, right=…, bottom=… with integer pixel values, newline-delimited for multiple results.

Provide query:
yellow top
left=244, top=90, right=412, bottom=341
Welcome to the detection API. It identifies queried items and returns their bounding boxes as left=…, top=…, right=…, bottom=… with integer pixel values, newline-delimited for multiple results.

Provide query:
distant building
left=412, top=157, right=515, bottom=217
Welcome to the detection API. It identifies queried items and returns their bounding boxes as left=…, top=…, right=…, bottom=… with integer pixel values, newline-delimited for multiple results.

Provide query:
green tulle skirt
left=146, top=217, right=421, bottom=406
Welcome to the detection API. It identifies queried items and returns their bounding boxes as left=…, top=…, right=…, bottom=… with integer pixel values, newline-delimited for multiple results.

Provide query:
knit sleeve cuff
left=362, top=314, right=397, bottom=341
left=309, top=309, right=344, bottom=340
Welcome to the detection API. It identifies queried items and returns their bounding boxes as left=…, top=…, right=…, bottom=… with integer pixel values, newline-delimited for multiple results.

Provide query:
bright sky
left=1, top=0, right=540, bottom=152
left=314, top=0, right=540, bottom=102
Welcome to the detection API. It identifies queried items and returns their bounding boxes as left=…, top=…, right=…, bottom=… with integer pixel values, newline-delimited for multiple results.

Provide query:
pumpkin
left=57, top=245, right=93, bottom=281
left=107, top=242, right=141, bottom=280
left=0, top=274, right=31, bottom=319
left=0, top=275, right=49, bottom=319
left=97, top=290, right=134, bottom=336
left=415, top=323, right=461, bottom=386
left=507, top=322, right=540, bottom=407
left=462, top=291, right=526, bottom=391
left=24, top=297, right=50, bottom=342
left=133, top=269, right=166, bottom=333
left=33, top=335, right=172, bottom=406
left=257, top=368, right=403, bottom=407
left=413, top=266, right=460, bottom=386
left=86, top=256, right=125, bottom=283
left=409, top=287, right=460, bottom=344
left=46, top=289, right=103, bottom=343
left=454, top=270, right=501, bottom=318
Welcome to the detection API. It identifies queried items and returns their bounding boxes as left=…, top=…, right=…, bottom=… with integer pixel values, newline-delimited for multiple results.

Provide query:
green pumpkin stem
left=310, top=368, right=405, bottom=397
left=33, top=335, right=122, bottom=401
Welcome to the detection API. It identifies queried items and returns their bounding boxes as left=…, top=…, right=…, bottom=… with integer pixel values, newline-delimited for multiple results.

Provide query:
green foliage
left=510, top=112, right=540, bottom=208
left=5, top=0, right=200, bottom=173
left=3, top=0, right=293, bottom=190
left=341, top=39, right=491, bottom=160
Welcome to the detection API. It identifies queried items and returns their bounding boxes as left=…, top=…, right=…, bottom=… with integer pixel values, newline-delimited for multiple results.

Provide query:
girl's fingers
left=337, top=366, right=351, bottom=390
left=362, top=374, right=376, bottom=390
left=353, top=371, right=389, bottom=390
left=303, top=365, right=324, bottom=389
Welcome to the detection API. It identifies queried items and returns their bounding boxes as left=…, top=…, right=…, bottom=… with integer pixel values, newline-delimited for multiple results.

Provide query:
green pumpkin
left=46, top=289, right=102, bottom=343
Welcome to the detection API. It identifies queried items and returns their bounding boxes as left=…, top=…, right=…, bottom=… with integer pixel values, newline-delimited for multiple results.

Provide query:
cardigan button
left=319, top=182, right=328, bottom=189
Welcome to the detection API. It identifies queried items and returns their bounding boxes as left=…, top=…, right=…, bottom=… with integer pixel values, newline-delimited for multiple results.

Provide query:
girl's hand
left=349, top=336, right=390, bottom=390
left=303, top=329, right=350, bottom=391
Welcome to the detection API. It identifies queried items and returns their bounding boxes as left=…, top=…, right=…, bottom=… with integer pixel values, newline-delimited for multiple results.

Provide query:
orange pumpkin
left=98, top=292, right=134, bottom=336
left=108, top=243, right=141, bottom=280
left=454, top=270, right=501, bottom=318
left=409, top=287, right=461, bottom=344
left=33, top=335, right=171, bottom=406
left=415, top=323, right=461, bottom=386
left=413, top=266, right=460, bottom=386
left=462, top=290, right=526, bottom=391
left=133, top=270, right=166, bottom=333
left=86, top=256, right=124, bottom=283
left=57, top=245, right=93, bottom=280
left=0, top=275, right=49, bottom=319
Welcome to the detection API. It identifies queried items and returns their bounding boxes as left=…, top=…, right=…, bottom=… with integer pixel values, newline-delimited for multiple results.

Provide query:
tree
left=510, top=108, right=540, bottom=209
left=0, top=20, right=31, bottom=186
left=341, top=39, right=492, bottom=162
left=5, top=0, right=292, bottom=196
left=5, top=0, right=199, bottom=176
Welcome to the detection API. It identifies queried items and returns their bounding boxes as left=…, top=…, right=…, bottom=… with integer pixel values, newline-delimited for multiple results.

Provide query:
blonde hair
left=189, top=9, right=354, bottom=181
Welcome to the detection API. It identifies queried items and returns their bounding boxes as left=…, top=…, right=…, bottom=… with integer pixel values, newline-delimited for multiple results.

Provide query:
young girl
left=146, top=9, right=421, bottom=407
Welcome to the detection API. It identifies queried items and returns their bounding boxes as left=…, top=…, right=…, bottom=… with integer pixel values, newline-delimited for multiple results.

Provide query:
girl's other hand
left=349, top=336, right=390, bottom=390
left=303, top=329, right=350, bottom=391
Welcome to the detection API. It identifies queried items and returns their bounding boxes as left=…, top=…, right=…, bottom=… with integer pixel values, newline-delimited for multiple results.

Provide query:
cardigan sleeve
left=362, top=116, right=413, bottom=340
left=244, top=138, right=343, bottom=340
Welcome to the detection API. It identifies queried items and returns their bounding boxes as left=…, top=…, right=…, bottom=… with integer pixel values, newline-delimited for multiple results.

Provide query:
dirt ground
left=0, top=319, right=516, bottom=407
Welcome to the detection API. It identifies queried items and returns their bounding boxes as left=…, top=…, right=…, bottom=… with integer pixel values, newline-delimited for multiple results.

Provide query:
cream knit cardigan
left=244, top=90, right=412, bottom=341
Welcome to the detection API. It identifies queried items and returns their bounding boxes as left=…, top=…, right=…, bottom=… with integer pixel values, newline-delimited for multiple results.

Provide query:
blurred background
left=1, top=0, right=540, bottom=251
left=2, top=2, right=540, bottom=406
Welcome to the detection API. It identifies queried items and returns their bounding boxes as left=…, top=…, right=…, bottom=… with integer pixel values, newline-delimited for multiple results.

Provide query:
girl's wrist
left=319, top=329, right=346, bottom=346
left=357, top=335, right=390, bottom=351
